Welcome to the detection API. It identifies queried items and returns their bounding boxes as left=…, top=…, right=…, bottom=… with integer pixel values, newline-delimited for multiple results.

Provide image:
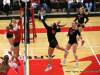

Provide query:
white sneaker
left=60, top=61, right=66, bottom=65
left=45, top=66, right=52, bottom=72
left=73, top=63, right=79, bottom=68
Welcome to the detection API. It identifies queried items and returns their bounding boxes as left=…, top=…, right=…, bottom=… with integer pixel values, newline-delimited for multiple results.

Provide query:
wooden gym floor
left=0, top=17, right=100, bottom=75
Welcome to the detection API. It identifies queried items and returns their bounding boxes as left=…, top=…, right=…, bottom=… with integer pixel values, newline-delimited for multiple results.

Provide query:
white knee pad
left=65, top=50, right=70, bottom=54
left=11, top=45, right=14, bottom=48
left=48, top=55, right=52, bottom=58
left=77, top=35, right=80, bottom=38
left=73, top=53, right=77, bottom=56
left=65, top=50, right=70, bottom=53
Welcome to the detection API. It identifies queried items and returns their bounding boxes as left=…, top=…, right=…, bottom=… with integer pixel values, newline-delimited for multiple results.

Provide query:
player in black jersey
left=74, top=7, right=89, bottom=46
left=40, top=14, right=67, bottom=72
left=60, top=21, right=81, bottom=68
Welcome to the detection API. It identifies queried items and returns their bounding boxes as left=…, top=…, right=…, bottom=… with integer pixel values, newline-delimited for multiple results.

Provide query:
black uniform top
left=74, top=13, right=89, bottom=24
left=68, top=27, right=81, bottom=41
left=42, top=19, right=61, bottom=42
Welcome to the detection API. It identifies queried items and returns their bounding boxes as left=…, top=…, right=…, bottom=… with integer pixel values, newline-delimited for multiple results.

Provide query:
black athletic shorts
left=77, top=24, right=85, bottom=28
left=82, top=25, right=85, bottom=28
left=68, top=40, right=77, bottom=45
left=6, top=33, right=13, bottom=38
left=49, top=40, right=58, bottom=48
left=77, top=24, right=81, bottom=28
left=13, top=42, right=20, bottom=47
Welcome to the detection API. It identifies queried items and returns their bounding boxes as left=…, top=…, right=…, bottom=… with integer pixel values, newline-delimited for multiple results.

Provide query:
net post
left=24, top=1, right=28, bottom=75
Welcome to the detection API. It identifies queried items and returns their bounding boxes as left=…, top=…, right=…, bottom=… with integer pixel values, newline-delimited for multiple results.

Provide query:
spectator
left=66, top=0, right=77, bottom=18
left=19, top=0, right=32, bottom=8
left=19, top=0, right=32, bottom=17
left=39, top=0, right=50, bottom=11
left=38, top=7, right=46, bottom=20
left=3, top=0, right=11, bottom=16
left=0, top=0, right=3, bottom=9
left=94, top=0, right=100, bottom=11
left=85, top=0, right=92, bottom=12
left=76, top=0, right=83, bottom=7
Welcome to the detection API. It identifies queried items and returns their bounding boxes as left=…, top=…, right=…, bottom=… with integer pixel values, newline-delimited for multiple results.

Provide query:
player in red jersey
left=6, top=11, right=24, bottom=57
left=0, top=55, right=21, bottom=74
left=6, top=18, right=16, bottom=56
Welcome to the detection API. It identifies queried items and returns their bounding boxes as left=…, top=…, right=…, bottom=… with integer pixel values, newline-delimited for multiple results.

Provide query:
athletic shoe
left=81, top=40, right=85, bottom=46
left=45, top=66, right=52, bottom=72
left=60, top=61, right=66, bottom=65
left=17, top=61, right=21, bottom=66
left=73, top=63, right=79, bottom=68
left=8, top=51, right=12, bottom=56
left=13, top=67, right=19, bottom=73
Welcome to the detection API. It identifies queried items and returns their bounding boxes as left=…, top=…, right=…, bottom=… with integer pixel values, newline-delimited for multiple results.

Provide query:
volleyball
left=31, top=3, right=37, bottom=9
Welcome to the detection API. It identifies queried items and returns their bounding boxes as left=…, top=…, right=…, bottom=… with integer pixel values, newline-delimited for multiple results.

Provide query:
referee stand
left=20, top=7, right=37, bottom=43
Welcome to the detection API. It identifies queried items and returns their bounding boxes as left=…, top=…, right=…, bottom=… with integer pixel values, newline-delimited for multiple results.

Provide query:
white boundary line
left=27, top=44, right=29, bottom=75
left=0, top=46, right=100, bottom=51
left=85, top=38, right=100, bottom=65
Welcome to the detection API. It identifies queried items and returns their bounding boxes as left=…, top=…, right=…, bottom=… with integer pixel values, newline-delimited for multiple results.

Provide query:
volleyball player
left=74, top=7, right=89, bottom=46
left=0, top=55, right=21, bottom=74
left=60, top=21, right=81, bottom=68
left=10, top=22, right=21, bottom=63
left=7, top=18, right=16, bottom=56
left=40, top=14, right=68, bottom=72
left=7, top=11, right=24, bottom=56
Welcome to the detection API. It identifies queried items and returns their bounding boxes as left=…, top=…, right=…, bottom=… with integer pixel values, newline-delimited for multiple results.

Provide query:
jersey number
left=52, top=30, right=55, bottom=34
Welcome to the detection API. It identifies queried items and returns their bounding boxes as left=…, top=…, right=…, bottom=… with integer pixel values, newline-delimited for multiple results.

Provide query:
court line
left=85, top=38, right=100, bottom=65
left=64, top=69, right=74, bottom=75
left=0, top=46, right=100, bottom=51
left=27, top=44, right=29, bottom=75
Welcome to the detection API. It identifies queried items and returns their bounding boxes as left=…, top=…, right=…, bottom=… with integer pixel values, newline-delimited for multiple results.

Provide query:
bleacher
left=0, top=0, right=100, bottom=19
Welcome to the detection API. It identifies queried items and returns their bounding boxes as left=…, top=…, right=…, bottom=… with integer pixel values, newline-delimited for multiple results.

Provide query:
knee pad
left=65, top=50, right=70, bottom=54
left=65, top=50, right=70, bottom=53
left=11, top=45, right=14, bottom=48
left=48, top=55, right=52, bottom=58
left=77, top=35, right=80, bottom=38
left=73, top=53, right=77, bottom=56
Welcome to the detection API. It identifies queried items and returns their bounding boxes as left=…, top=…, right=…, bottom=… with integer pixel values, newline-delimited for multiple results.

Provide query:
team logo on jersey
left=78, top=15, right=83, bottom=20
left=52, top=29, right=56, bottom=34
left=70, top=30, right=75, bottom=35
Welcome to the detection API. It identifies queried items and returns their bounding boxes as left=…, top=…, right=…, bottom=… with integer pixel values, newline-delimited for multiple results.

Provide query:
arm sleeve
left=74, top=14, right=78, bottom=21
left=17, top=17, right=22, bottom=26
left=77, top=29, right=81, bottom=36
left=8, top=63, right=18, bottom=68
left=68, top=28, right=70, bottom=35
left=84, top=14, right=89, bottom=24
left=41, top=15, right=50, bottom=30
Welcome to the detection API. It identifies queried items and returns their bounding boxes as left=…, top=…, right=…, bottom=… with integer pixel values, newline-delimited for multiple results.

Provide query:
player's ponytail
left=6, top=23, right=13, bottom=30
left=80, top=7, right=88, bottom=15
left=0, top=55, right=9, bottom=72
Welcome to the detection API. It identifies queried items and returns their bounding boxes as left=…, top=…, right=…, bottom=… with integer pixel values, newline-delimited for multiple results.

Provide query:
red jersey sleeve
left=17, top=17, right=22, bottom=26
